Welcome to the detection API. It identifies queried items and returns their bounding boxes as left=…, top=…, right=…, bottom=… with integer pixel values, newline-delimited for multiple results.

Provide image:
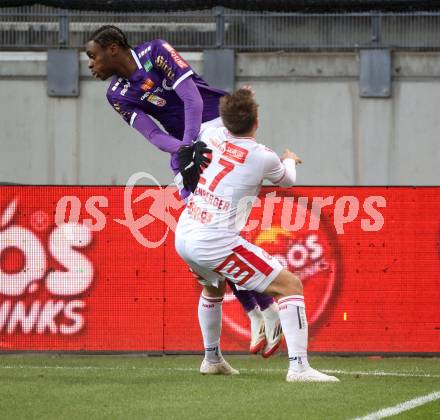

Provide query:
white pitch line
left=353, top=391, right=440, bottom=420
left=0, top=365, right=196, bottom=372
left=0, top=365, right=439, bottom=379
left=322, top=369, right=440, bottom=379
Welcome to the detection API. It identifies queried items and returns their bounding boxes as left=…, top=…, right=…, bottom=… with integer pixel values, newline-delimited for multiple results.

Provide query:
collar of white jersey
left=130, top=49, right=142, bottom=70
left=225, top=128, right=256, bottom=141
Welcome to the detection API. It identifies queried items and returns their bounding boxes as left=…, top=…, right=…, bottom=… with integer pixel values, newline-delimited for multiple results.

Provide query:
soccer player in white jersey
left=175, top=89, right=339, bottom=382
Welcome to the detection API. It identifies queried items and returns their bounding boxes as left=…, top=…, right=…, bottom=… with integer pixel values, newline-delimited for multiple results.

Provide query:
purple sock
left=227, top=280, right=258, bottom=313
left=252, top=292, right=274, bottom=311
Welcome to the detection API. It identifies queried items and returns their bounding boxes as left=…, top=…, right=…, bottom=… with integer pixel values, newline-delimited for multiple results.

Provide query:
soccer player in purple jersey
left=86, top=25, right=282, bottom=356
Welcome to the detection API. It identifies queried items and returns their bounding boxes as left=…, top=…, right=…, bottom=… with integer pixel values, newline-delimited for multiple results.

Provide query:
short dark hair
left=219, top=89, right=258, bottom=136
left=89, top=25, right=130, bottom=49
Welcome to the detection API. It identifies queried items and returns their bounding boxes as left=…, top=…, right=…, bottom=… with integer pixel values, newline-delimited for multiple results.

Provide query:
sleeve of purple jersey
left=174, top=77, right=204, bottom=145
left=131, top=111, right=184, bottom=154
left=107, top=91, right=183, bottom=154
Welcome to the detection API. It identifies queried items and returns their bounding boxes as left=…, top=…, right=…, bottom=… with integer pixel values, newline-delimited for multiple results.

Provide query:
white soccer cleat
left=286, top=367, right=340, bottom=383
left=262, top=318, right=283, bottom=358
left=200, top=358, right=240, bottom=375
left=250, top=318, right=267, bottom=354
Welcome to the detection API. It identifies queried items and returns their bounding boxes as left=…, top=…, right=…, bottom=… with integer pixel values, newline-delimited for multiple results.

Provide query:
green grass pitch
left=0, top=354, right=439, bottom=419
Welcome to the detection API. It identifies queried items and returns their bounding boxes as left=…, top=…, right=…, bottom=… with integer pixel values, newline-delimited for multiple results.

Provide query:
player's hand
left=282, top=149, right=302, bottom=165
left=178, top=141, right=212, bottom=192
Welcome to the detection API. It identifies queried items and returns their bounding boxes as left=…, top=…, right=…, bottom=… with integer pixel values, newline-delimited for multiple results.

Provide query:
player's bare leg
left=198, top=282, right=239, bottom=375
left=264, top=270, right=339, bottom=383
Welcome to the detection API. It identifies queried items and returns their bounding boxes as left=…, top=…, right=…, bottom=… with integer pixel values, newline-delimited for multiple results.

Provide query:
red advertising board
left=0, top=186, right=439, bottom=353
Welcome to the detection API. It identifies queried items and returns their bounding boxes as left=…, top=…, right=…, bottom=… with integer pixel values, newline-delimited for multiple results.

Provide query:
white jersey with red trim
left=176, top=126, right=297, bottom=243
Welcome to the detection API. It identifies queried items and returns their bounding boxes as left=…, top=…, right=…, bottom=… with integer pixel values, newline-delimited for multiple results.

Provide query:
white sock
left=198, top=293, right=223, bottom=363
left=247, top=306, right=263, bottom=333
left=278, top=295, right=310, bottom=372
left=261, top=302, right=279, bottom=324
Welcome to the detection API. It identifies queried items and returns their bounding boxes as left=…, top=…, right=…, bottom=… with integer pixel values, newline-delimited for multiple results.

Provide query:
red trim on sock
left=201, top=295, right=224, bottom=303
left=278, top=297, right=304, bottom=305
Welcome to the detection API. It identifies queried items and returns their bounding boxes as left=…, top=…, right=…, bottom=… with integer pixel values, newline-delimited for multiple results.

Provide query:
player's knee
left=263, top=269, right=303, bottom=298
left=202, top=281, right=226, bottom=299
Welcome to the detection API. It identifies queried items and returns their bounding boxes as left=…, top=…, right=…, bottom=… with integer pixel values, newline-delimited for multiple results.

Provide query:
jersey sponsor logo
left=140, top=83, right=165, bottom=100
left=155, top=56, right=175, bottom=80
left=224, top=143, right=249, bottom=164
left=162, top=42, right=188, bottom=69
left=147, top=94, right=166, bottom=107
left=141, top=78, right=155, bottom=92
left=143, top=60, right=153, bottom=72
left=210, top=138, right=249, bottom=164
left=140, top=83, right=163, bottom=100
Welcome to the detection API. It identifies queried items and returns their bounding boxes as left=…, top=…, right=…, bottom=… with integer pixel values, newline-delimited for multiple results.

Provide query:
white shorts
left=175, top=234, right=283, bottom=293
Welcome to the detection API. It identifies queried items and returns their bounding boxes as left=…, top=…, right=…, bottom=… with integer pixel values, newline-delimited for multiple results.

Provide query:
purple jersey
left=106, top=40, right=227, bottom=142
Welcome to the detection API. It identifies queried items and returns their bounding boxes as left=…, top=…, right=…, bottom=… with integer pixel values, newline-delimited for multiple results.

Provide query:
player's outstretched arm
left=131, top=111, right=186, bottom=154
left=263, top=148, right=302, bottom=187
left=107, top=93, right=185, bottom=154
